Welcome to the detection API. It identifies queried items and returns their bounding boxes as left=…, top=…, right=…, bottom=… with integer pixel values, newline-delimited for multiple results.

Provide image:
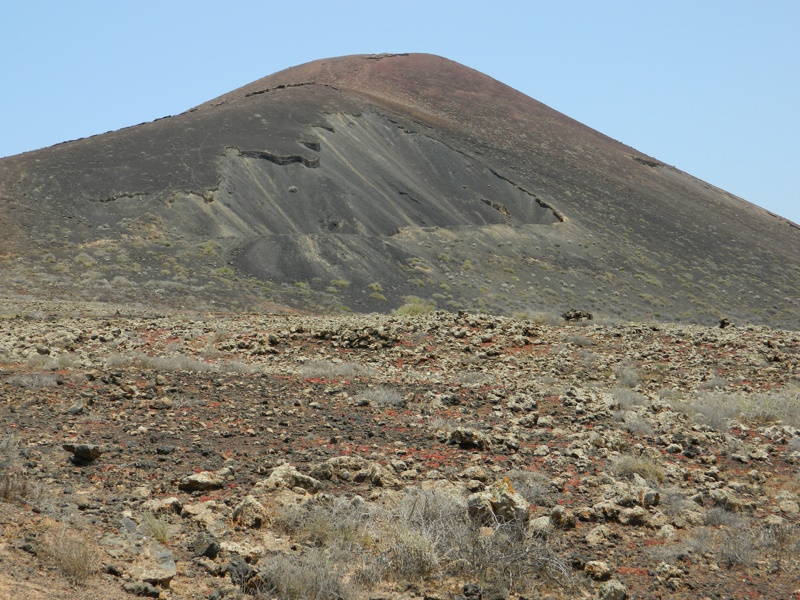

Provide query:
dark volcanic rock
left=62, top=443, right=103, bottom=462
left=226, top=553, right=255, bottom=587
left=122, top=581, right=161, bottom=598
left=190, top=532, right=221, bottom=559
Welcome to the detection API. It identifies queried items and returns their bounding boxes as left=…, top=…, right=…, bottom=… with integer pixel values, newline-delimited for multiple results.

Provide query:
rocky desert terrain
left=1, top=298, right=799, bottom=599
left=3, top=52, right=800, bottom=600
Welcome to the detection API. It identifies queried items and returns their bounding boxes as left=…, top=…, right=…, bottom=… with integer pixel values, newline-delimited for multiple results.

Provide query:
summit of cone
left=1, top=53, right=799, bottom=326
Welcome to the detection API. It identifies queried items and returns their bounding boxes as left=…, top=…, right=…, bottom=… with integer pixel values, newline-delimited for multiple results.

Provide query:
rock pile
left=0, top=307, right=799, bottom=599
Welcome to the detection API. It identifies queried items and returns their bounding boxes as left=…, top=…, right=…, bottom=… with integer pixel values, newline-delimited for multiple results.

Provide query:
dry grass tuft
left=0, top=472, right=25, bottom=501
left=8, top=373, right=59, bottom=388
left=300, top=359, right=372, bottom=380
left=273, top=497, right=372, bottom=551
left=564, top=334, right=594, bottom=347
left=507, top=470, right=551, bottom=506
left=659, top=488, right=695, bottom=517
left=141, top=512, right=171, bottom=543
left=270, top=486, right=571, bottom=593
left=356, top=386, right=406, bottom=408
left=612, top=454, right=665, bottom=484
left=677, top=393, right=740, bottom=431
left=616, top=411, right=655, bottom=437
left=42, top=528, right=99, bottom=585
left=611, top=388, right=648, bottom=410
left=0, top=433, right=20, bottom=465
left=217, top=359, right=259, bottom=374
left=614, top=364, right=641, bottom=388
left=705, top=507, right=744, bottom=528
left=717, top=527, right=757, bottom=568
left=757, top=522, right=799, bottom=570
left=739, top=390, right=800, bottom=427
left=251, top=550, right=350, bottom=600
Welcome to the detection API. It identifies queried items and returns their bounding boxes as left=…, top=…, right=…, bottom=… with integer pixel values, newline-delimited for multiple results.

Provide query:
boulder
left=550, top=505, right=576, bottom=529
left=122, top=581, right=160, bottom=598
left=190, top=532, right=221, bottom=559
left=180, top=500, right=229, bottom=534
left=232, top=495, right=266, bottom=528
left=585, top=560, right=613, bottom=581
left=255, top=464, right=322, bottom=493
left=178, top=467, right=232, bottom=492
left=355, top=462, right=398, bottom=487
left=779, top=499, right=800, bottom=516
left=129, top=543, right=176, bottom=587
left=226, top=553, right=255, bottom=587
left=585, top=525, right=612, bottom=547
left=149, top=397, right=173, bottom=410
left=141, top=497, right=182, bottom=514
left=309, top=456, right=398, bottom=487
left=618, top=506, right=649, bottom=526
left=62, top=443, right=103, bottom=462
left=310, top=456, right=369, bottom=481
left=529, top=515, right=554, bottom=537
left=597, top=579, right=628, bottom=600
left=467, top=479, right=530, bottom=525
left=562, top=309, right=593, bottom=322
left=448, top=427, right=492, bottom=449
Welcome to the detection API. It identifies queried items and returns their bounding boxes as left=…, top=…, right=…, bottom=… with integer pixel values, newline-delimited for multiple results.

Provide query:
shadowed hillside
left=1, top=53, right=798, bottom=326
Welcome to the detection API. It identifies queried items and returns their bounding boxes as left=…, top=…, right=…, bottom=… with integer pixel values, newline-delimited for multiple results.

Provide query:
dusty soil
left=1, top=300, right=800, bottom=599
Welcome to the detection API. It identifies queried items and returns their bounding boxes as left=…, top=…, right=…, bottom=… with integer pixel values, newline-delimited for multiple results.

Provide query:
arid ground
left=3, top=52, right=800, bottom=600
left=1, top=299, right=799, bottom=599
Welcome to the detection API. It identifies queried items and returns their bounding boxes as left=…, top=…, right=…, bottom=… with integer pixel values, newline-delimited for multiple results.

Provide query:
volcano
left=1, top=53, right=798, bottom=326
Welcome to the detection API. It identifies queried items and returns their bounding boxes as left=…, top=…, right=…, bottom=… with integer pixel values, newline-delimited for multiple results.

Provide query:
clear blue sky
left=2, top=1, right=798, bottom=224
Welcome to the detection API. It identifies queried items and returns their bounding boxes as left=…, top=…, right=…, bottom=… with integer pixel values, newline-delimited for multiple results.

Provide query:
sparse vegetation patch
left=0, top=306, right=799, bottom=598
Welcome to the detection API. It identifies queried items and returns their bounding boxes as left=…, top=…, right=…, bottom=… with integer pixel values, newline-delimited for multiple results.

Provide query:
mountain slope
left=1, top=53, right=798, bottom=326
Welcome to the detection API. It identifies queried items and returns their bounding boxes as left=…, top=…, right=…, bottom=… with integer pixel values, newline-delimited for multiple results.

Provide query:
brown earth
left=1, top=299, right=800, bottom=599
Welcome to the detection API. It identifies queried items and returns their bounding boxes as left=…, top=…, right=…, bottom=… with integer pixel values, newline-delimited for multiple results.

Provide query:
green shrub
left=395, top=296, right=435, bottom=316
left=73, top=252, right=97, bottom=267
left=200, top=241, right=221, bottom=256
